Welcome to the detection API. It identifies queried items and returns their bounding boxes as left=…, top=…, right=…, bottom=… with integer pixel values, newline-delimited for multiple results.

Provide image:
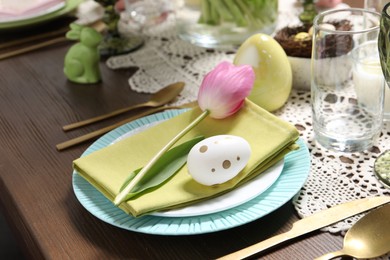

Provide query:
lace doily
left=108, top=14, right=236, bottom=106
left=106, top=3, right=390, bottom=234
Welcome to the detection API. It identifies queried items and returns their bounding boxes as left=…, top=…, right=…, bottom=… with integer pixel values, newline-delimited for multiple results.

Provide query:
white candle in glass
left=353, top=58, right=384, bottom=111
left=364, top=0, right=385, bottom=12
left=352, top=43, right=390, bottom=120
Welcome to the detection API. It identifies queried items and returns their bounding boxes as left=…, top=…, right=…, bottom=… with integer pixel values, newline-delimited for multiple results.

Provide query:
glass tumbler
left=123, top=0, right=172, bottom=32
left=311, top=8, right=384, bottom=152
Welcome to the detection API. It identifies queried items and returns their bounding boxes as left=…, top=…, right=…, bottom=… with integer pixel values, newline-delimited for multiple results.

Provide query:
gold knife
left=218, top=196, right=390, bottom=260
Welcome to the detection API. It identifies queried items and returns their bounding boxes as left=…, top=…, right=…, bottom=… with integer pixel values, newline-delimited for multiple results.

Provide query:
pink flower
left=198, top=61, right=255, bottom=119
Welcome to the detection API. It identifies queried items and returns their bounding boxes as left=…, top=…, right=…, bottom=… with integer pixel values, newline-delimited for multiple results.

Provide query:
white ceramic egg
left=318, top=23, right=336, bottom=32
left=187, top=135, right=251, bottom=186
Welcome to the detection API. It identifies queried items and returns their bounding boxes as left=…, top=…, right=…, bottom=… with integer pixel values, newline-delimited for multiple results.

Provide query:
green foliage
left=198, top=0, right=278, bottom=28
left=119, top=136, right=204, bottom=201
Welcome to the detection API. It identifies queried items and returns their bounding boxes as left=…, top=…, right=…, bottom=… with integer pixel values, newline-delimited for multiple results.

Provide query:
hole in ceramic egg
left=222, top=160, right=231, bottom=169
left=199, top=145, right=208, bottom=153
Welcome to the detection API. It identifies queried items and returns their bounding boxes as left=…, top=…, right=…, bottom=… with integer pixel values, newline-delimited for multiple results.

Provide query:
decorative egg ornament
left=187, top=135, right=251, bottom=186
left=233, top=33, right=292, bottom=112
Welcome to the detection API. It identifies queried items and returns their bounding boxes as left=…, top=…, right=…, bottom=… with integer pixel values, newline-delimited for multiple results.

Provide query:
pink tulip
left=115, top=61, right=255, bottom=205
left=198, top=61, right=255, bottom=119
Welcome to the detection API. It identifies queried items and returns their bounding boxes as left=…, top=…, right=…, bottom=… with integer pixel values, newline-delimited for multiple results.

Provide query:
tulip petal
left=198, top=61, right=255, bottom=119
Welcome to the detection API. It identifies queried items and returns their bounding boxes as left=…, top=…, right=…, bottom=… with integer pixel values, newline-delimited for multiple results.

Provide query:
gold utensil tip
left=315, top=203, right=390, bottom=260
left=62, top=82, right=185, bottom=131
left=218, top=197, right=390, bottom=260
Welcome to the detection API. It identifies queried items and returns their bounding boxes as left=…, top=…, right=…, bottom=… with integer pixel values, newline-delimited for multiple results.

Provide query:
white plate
left=153, top=160, right=282, bottom=217
left=110, top=119, right=283, bottom=217
left=0, top=0, right=82, bottom=30
left=0, top=2, right=65, bottom=23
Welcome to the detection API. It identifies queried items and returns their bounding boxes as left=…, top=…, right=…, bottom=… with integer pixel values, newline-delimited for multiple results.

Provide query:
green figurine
left=64, top=23, right=103, bottom=84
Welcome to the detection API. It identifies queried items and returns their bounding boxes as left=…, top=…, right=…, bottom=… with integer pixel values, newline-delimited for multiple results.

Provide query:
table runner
left=105, top=1, right=390, bottom=234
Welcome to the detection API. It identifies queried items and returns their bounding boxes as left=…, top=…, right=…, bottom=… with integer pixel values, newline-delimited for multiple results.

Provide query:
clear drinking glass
left=123, top=0, right=172, bottom=32
left=311, top=8, right=384, bottom=153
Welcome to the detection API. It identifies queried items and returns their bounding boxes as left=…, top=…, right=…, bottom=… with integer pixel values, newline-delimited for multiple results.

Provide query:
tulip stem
left=114, top=109, right=210, bottom=206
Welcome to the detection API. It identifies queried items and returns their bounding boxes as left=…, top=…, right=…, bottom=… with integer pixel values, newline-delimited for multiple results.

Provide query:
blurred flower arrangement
left=197, top=0, right=278, bottom=29
left=177, top=0, right=278, bottom=48
left=94, top=0, right=143, bottom=57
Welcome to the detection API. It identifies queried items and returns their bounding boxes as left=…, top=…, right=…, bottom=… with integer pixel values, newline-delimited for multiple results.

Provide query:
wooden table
left=0, top=1, right=372, bottom=259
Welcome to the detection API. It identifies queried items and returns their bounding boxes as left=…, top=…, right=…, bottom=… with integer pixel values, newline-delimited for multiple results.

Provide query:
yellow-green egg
left=233, top=34, right=292, bottom=112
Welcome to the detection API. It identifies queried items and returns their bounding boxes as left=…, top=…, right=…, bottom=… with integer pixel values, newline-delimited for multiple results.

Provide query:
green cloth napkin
left=73, top=100, right=300, bottom=217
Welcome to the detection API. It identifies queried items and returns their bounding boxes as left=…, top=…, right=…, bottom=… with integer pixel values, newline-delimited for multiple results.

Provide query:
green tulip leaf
left=119, top=136, right=204, bottom=201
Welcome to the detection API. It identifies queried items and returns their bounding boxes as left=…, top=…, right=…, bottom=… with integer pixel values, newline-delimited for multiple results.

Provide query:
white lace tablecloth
left=106, top=2, right=390, bottom=235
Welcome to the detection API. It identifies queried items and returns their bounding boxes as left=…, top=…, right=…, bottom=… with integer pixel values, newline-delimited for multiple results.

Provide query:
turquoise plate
left=72, top=109, right=311, bottom=235
left=0, top=0, right=83, bottom=30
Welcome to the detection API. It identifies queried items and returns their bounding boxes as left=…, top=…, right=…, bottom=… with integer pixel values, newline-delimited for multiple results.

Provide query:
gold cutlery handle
left=56, top=123, right=116, bottom=151
left=0, top=27, right=69, bottom=51
left=63, top=81, right=185, bottom=131
left=56, top=105, right=192, bottom=151
left=62, top=103, right=147, bottom=131
left=217, top=230, right=295, bottom=259
left=314, top=250, right=345, bottom=260
left=0, top=21, right=106, bottom=61
left=0, top=37, right=67, bottom=60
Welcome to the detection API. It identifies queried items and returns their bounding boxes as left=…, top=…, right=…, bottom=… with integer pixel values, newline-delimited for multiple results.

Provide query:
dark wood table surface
left=0, top=1, right=369, bottom=259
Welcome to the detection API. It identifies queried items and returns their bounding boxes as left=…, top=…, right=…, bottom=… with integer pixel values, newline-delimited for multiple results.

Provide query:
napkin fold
left=74, top=100, right=300, bottom=217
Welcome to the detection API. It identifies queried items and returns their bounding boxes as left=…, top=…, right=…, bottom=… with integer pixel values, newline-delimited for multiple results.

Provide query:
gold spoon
left=315, top=203, right=390, bottom=260
left=62, top=82, right=185, bottom=131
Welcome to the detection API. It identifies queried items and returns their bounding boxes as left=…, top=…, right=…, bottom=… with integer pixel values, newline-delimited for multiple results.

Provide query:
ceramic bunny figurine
left=64, top=23, right=103, bottom=84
